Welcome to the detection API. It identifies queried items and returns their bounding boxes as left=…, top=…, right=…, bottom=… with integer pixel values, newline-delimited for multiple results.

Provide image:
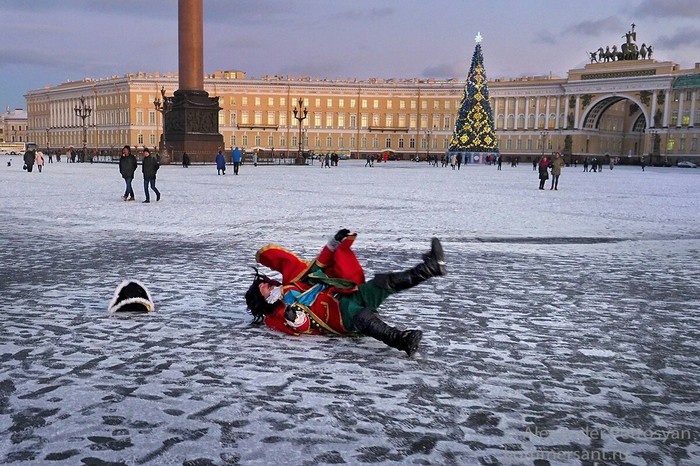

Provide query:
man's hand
left=334, top=228, right=351, bottom=242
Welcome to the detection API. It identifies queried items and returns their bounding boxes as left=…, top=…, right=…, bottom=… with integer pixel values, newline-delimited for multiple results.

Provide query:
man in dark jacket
left=23, top=149, right=36, bottom=173
left=141, top=147, right=161, bottom=203
left=119, top=145, right=138, bottom=201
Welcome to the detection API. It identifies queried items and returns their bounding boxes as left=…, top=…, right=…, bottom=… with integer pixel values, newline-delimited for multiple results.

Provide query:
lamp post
left=292, top=97, right=308, bottom=165
left=45, top=127, right=50, bottom=153
left=648, top=128, right=660, bottom=165
left=154, top=86, right=173, bottom=163
left=540, top=130, right=549, bottom=160
left=74, top=96, right=92, bottom=162
left=424, top=127, right=434, bottom=162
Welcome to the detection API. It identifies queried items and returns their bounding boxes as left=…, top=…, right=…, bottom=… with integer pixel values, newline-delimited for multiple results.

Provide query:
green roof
left=673, top=74, right=700, bottom=89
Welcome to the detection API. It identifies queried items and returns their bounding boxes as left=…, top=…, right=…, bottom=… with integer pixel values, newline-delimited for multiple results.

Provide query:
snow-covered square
left=1, top=157, right=699, bottom=465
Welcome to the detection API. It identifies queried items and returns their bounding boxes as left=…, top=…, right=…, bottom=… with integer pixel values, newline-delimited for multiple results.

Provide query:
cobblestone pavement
left=1, top=160, right=699, bottom=465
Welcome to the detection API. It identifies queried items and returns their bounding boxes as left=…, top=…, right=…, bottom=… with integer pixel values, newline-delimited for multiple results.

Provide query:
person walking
left=538, top=155, right=550, bottom=190
left=497, top=154, right=502, bottom=170
left=583, top=157, right=589, bottom=172
left=549, top=152, right=564, bottom=190
left=245, top=230, right=446, bottom=357
left=216, top=148, right=226, bottom=175
left=35, top=151, right=45, bottom=173
left=182, top=152, right=191, bottom=168
left=23, top=147, right=36, bottom=173
left=119, top=145, right=137, bottom=201
left=232, top=146, right=243, bottom=175
left=640, top=156, right=646, bottom=172
left=141, top=147, right=160, bottom=203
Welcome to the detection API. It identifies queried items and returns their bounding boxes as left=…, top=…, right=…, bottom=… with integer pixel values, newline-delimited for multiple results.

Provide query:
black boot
left=373, top=237, right=446, bottom=292
left=353, top=308, right=422, bottom=357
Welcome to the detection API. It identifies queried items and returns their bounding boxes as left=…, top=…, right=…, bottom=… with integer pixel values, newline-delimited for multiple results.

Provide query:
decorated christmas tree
left=449, top=32, right=499, bottom=155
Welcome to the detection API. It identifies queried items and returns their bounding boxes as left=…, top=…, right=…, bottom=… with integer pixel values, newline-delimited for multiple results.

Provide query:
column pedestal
left=165, top=89, right=224, bottom=164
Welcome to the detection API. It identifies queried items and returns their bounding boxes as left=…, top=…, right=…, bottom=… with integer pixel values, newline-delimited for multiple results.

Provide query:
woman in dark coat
left=538, top=156, right=550, bottom=190
left=119, top=145, right=138, bottom=200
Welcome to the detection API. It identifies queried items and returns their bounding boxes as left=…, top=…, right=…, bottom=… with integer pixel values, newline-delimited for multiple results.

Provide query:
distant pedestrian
left=119, top=145, right=137, bottom=201
left=23, top=148, right=36, bottom=173
left=216, top=148, right=226, bottom=175
left=640, top=156, right=646, bottom=171
left=457, top=153, right=463, bottom=170
left=365, top=154, right=372, bottom=167
left=48, top=152, right=53, bottom=163
left=590, top=157, right=598, bottom=173
left=36, top=151, right=45, bottom=173
left=182, top=152, right=190, bottom=168
left=324, top=153, right=331, bottom=168
left=497, top=154, right=502, bottom=170
left=550, top=152, right=564, bottom=190
left=232, top=146, right=243, bottom=175
left=450, top=153, right=457, bottom=170
left=252, top=151, right=258, bottom=167
left=538, top=155, right=550, bottom=190
left=532, top=158, right=537, bottom=171
left=141, top=147, right=161, bottom=203
left=583, top=157, right=589, bottom=172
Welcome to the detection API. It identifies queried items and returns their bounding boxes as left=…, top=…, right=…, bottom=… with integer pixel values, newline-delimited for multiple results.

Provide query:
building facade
left=24, top=59, right=700, bottom=165
left=0, top=108, right=28, bottom=152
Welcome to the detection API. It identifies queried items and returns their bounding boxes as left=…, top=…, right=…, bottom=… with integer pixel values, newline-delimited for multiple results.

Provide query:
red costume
left=255, top=234, right=366, bottom=336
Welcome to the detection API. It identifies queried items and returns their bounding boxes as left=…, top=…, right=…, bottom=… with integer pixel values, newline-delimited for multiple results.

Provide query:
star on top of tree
left=475, top=32, right=483, bottom=43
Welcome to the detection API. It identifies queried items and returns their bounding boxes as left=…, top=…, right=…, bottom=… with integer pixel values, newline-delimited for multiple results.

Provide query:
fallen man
left=245, top=230, right=446, bottom=356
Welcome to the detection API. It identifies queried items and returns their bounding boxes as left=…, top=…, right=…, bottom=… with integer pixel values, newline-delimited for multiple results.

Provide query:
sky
left=1, top=0, right=700, bottom=111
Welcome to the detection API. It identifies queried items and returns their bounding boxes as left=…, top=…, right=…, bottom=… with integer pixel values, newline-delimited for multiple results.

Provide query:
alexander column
left=165, top=0, right=223, bottom=164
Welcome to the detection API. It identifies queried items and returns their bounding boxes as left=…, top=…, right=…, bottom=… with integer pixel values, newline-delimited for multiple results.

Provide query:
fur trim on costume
left=108, top=279, right=155, bottom=314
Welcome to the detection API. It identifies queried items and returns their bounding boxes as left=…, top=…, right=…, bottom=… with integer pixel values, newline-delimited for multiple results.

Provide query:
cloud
left=654, top=26, right=700, bottom=47
left=335, top=7, right=395, bottom=21
left=568, top=16, right=626, bottom=36
left=635, top=0, right=700, bottom=18
left=422, top=63, right=462, bottom=79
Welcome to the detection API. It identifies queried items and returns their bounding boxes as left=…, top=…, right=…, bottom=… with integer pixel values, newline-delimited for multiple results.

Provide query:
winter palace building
left=24, top=55, right=700, bottom=165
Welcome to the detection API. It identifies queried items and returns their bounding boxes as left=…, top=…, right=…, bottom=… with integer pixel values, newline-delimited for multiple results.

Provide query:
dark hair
left=245, top=268, right=281, bottom=323
left=123, top=145, right=131, bottom=153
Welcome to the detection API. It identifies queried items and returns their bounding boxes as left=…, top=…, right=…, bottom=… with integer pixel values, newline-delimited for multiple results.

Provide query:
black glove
left=284, top=305, right=296, bottom=322
left=334, top=228, right=351, bottom=242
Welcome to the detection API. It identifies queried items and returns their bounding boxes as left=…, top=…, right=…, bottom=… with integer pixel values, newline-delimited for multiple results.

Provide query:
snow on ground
left=1, top=157, right=699, bottom=465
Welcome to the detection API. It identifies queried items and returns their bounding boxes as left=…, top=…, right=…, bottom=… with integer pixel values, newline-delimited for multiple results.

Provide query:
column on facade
left=493, top=97, right=500, bottom=130
left=574, top=95, right=581, bottom=129
left=545, top=97, right=551, bottom=129
left=514, top=98, right=519, bottom=130
left=555, top=96, right=561, bottom=129
left=534, top=97, right=541, bottom=129
left=689, top=90, right=697, bottom=127
left=503, top=97, right=509, bottom=130
left=677, top=90, right=684, bottom=127
left=650, top=90, right=658, bottom=127
left=662, top=87, right=671, bottom=127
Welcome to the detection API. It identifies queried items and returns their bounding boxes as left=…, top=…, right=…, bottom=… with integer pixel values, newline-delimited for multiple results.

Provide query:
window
left=421, top=100, right=427, bottom=110
left=268, top=97, right=274, bottom=106
left=350, top=115, right=356, bottom=128
left=231, top=135, right=236, bottom=147
left=409, top=137, right=415, bottom=148
left=267, top=111, right=275, bottom=125
left=399, top=100, right=406, bottom=109
left=338, top=114, right=345, bottom=128
left=254, top=111, right=262, bottom=125
left=372, top=114, right=379, bottom=126
left=444, top=100, right=450, bottom=110
left=373, top=99, right=379, bottom=109
left=149, top=134, right=156, bottom=145
left=506, top=139, right=512, bottom=150
left=242, top=135, right=248, bottom=146
left=373, top=135, right=379, bottom=148
left=326, top=113, right=333, bottom=127
left=279, top=112, right=286, bottom=126
left=138, top=133, right=143, bottom=144
left=241, top=111, right=249, bottom=124
left=361, top=137, right=367, bottom=148
left=229, top=96, right=236, bottom=105
left=315, top=98, right=321, bottom=107
left=387, top=100, right=393, bottom=109
left=386, top=115, right=393, bottom=127
left=326, top=136, right=332, bottom=148
left=350, top=99, right=356, bottom=109
left=242, top=97, right=248, bottom=105
left=399, top=138, right=404, bottom=148
left=327, top=98, right=333, bottom=107
left=433, top=101, right=440, bottom=109
left=361, top=114, right=368, bottom=128
left=409, top=114, right=417, bottom=128
left=385, top=137, right=391, bottom=148
left=314, top=114, right=322, bottom=127
left=399, top=115, right=406, bottom=127
left=350, top=136, right=356, bottom=148
left=280, top=97, right=286, bottom=106
left=255, top=135, right=261, bottom=146
left=516, top=139, right=522, bottom=150
left=255, top=97, right=261, bottom=106
left=338, top=136, right=344, bottom=147
left=268, top=135, right=274, bottom=147
left=219, top=112, right=225, bottom=126
left=411, top=100, right=417, bottom=110
left=136, top=110, right=144, bottom=124
left=339, top=99, right=345, bottom=108
left=230, top=112, right=237, bottom=126
left=361, top=99, right=368, bottom=109
left=149, top=111, right=156, bottom=125
left=136, top=94, right=143, bottom=104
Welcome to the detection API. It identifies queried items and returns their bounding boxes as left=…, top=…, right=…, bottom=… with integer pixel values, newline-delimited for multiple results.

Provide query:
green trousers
left=339, top=279, right=393, bottom=331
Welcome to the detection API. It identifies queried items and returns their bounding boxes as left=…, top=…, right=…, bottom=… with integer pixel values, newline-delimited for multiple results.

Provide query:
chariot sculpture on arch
left=588, top=23, right=653, bottom=63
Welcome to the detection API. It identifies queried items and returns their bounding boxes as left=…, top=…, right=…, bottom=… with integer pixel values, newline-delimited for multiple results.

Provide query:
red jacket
left=256, top=234, right=366, bottom=336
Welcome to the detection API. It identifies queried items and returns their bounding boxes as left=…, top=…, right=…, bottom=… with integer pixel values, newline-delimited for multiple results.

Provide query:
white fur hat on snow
left=108, top=279, right=155, bottom=314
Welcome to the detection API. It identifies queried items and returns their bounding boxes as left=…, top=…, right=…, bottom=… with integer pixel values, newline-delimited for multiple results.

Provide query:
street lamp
left=45, top=127, right=50, bottom=153
left=74, top=96, right=92, bottom=162
left=154, top=86, right=173, bottom=163
left=292, top=97, right=308, bottom=165
left=540, top=130, right=549, bottom=159
left=424, top=127, right=434, bottom=162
